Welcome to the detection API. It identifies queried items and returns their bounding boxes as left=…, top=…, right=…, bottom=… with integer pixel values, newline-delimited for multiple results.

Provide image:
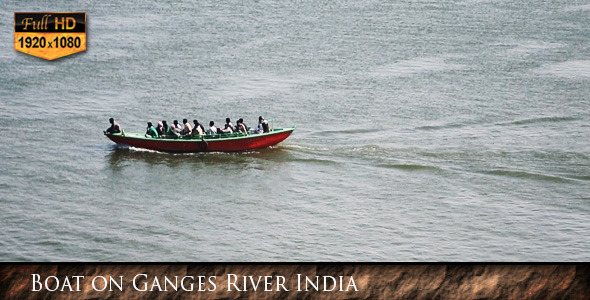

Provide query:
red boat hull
left=105, top=127, right=295, bottom=153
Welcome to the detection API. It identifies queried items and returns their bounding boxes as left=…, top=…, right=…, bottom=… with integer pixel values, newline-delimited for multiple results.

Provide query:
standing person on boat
left=105, top=118, right=122, bottom=134
left=182, top=118, right=193, bottom=135
left=208, top=121, right=218, bottom=135
left=192, top=120, right=205, bottom=136
left=145, top=122, right=159, bottom=138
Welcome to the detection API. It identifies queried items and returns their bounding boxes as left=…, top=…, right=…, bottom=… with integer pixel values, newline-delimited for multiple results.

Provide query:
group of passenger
left=106, top=116, right=270, bottom=139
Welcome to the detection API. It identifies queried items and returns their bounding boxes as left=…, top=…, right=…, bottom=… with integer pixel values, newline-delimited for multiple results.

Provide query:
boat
left=105, top=126, right=295, bottom=153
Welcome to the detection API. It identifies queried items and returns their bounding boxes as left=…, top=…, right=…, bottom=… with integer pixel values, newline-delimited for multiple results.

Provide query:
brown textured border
left=1, top=264, right=589, bottom=299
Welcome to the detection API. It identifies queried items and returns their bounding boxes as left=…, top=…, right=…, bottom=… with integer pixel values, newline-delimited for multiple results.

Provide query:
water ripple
left=377, top=163, right=443, bottom=172
left=497, top=116, right=578, bottom=126
left=479, top=169, right=573, bottom=183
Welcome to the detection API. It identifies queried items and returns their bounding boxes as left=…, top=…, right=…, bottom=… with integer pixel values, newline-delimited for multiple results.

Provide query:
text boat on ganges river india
left=104, top=125, right=295, bottom=153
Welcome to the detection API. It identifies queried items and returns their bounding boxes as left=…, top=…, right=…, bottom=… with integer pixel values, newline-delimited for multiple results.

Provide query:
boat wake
left=477, top=169, right=574, bottom=183
left=128, top=146, right=162, bottom=154
left=496, top=116, right=578, bottom=126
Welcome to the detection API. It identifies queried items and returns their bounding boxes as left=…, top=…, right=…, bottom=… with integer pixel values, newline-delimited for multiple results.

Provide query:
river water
left=1, top=0, right=589, bottom=261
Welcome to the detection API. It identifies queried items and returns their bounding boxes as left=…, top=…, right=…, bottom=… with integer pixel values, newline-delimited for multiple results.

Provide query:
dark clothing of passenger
left=106, top=122, right=121, bottom=134
left=164, top=124, right=172, bottom=135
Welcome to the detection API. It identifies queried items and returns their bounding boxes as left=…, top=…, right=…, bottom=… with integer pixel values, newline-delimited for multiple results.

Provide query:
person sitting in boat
left=239, top=118, right=248, bottom=130
left=256, top=116, right=269, bottom=133
left=225, top=118, right=236, bottom=131
left=156, top=121, right=165, bottom=136
left=220, top=123, right=233, bottom=134
left=161, top=120, right=172, bottom=137
left=105, top=118, right=122, bottom=134
left=236, top=118, right=248, bottom=134
left=145, top=122, right=159, bottom=138
left=182, top=118, right=193, bottom=135
left=208, top=121, right=218, bottom=135
left=171, top=120, right=182, bottom=136
left=192, top=120, right=205, bottom=136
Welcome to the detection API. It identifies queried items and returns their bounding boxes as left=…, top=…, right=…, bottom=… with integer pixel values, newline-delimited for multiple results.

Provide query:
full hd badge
left=14, top=12, right=86, bottom=60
